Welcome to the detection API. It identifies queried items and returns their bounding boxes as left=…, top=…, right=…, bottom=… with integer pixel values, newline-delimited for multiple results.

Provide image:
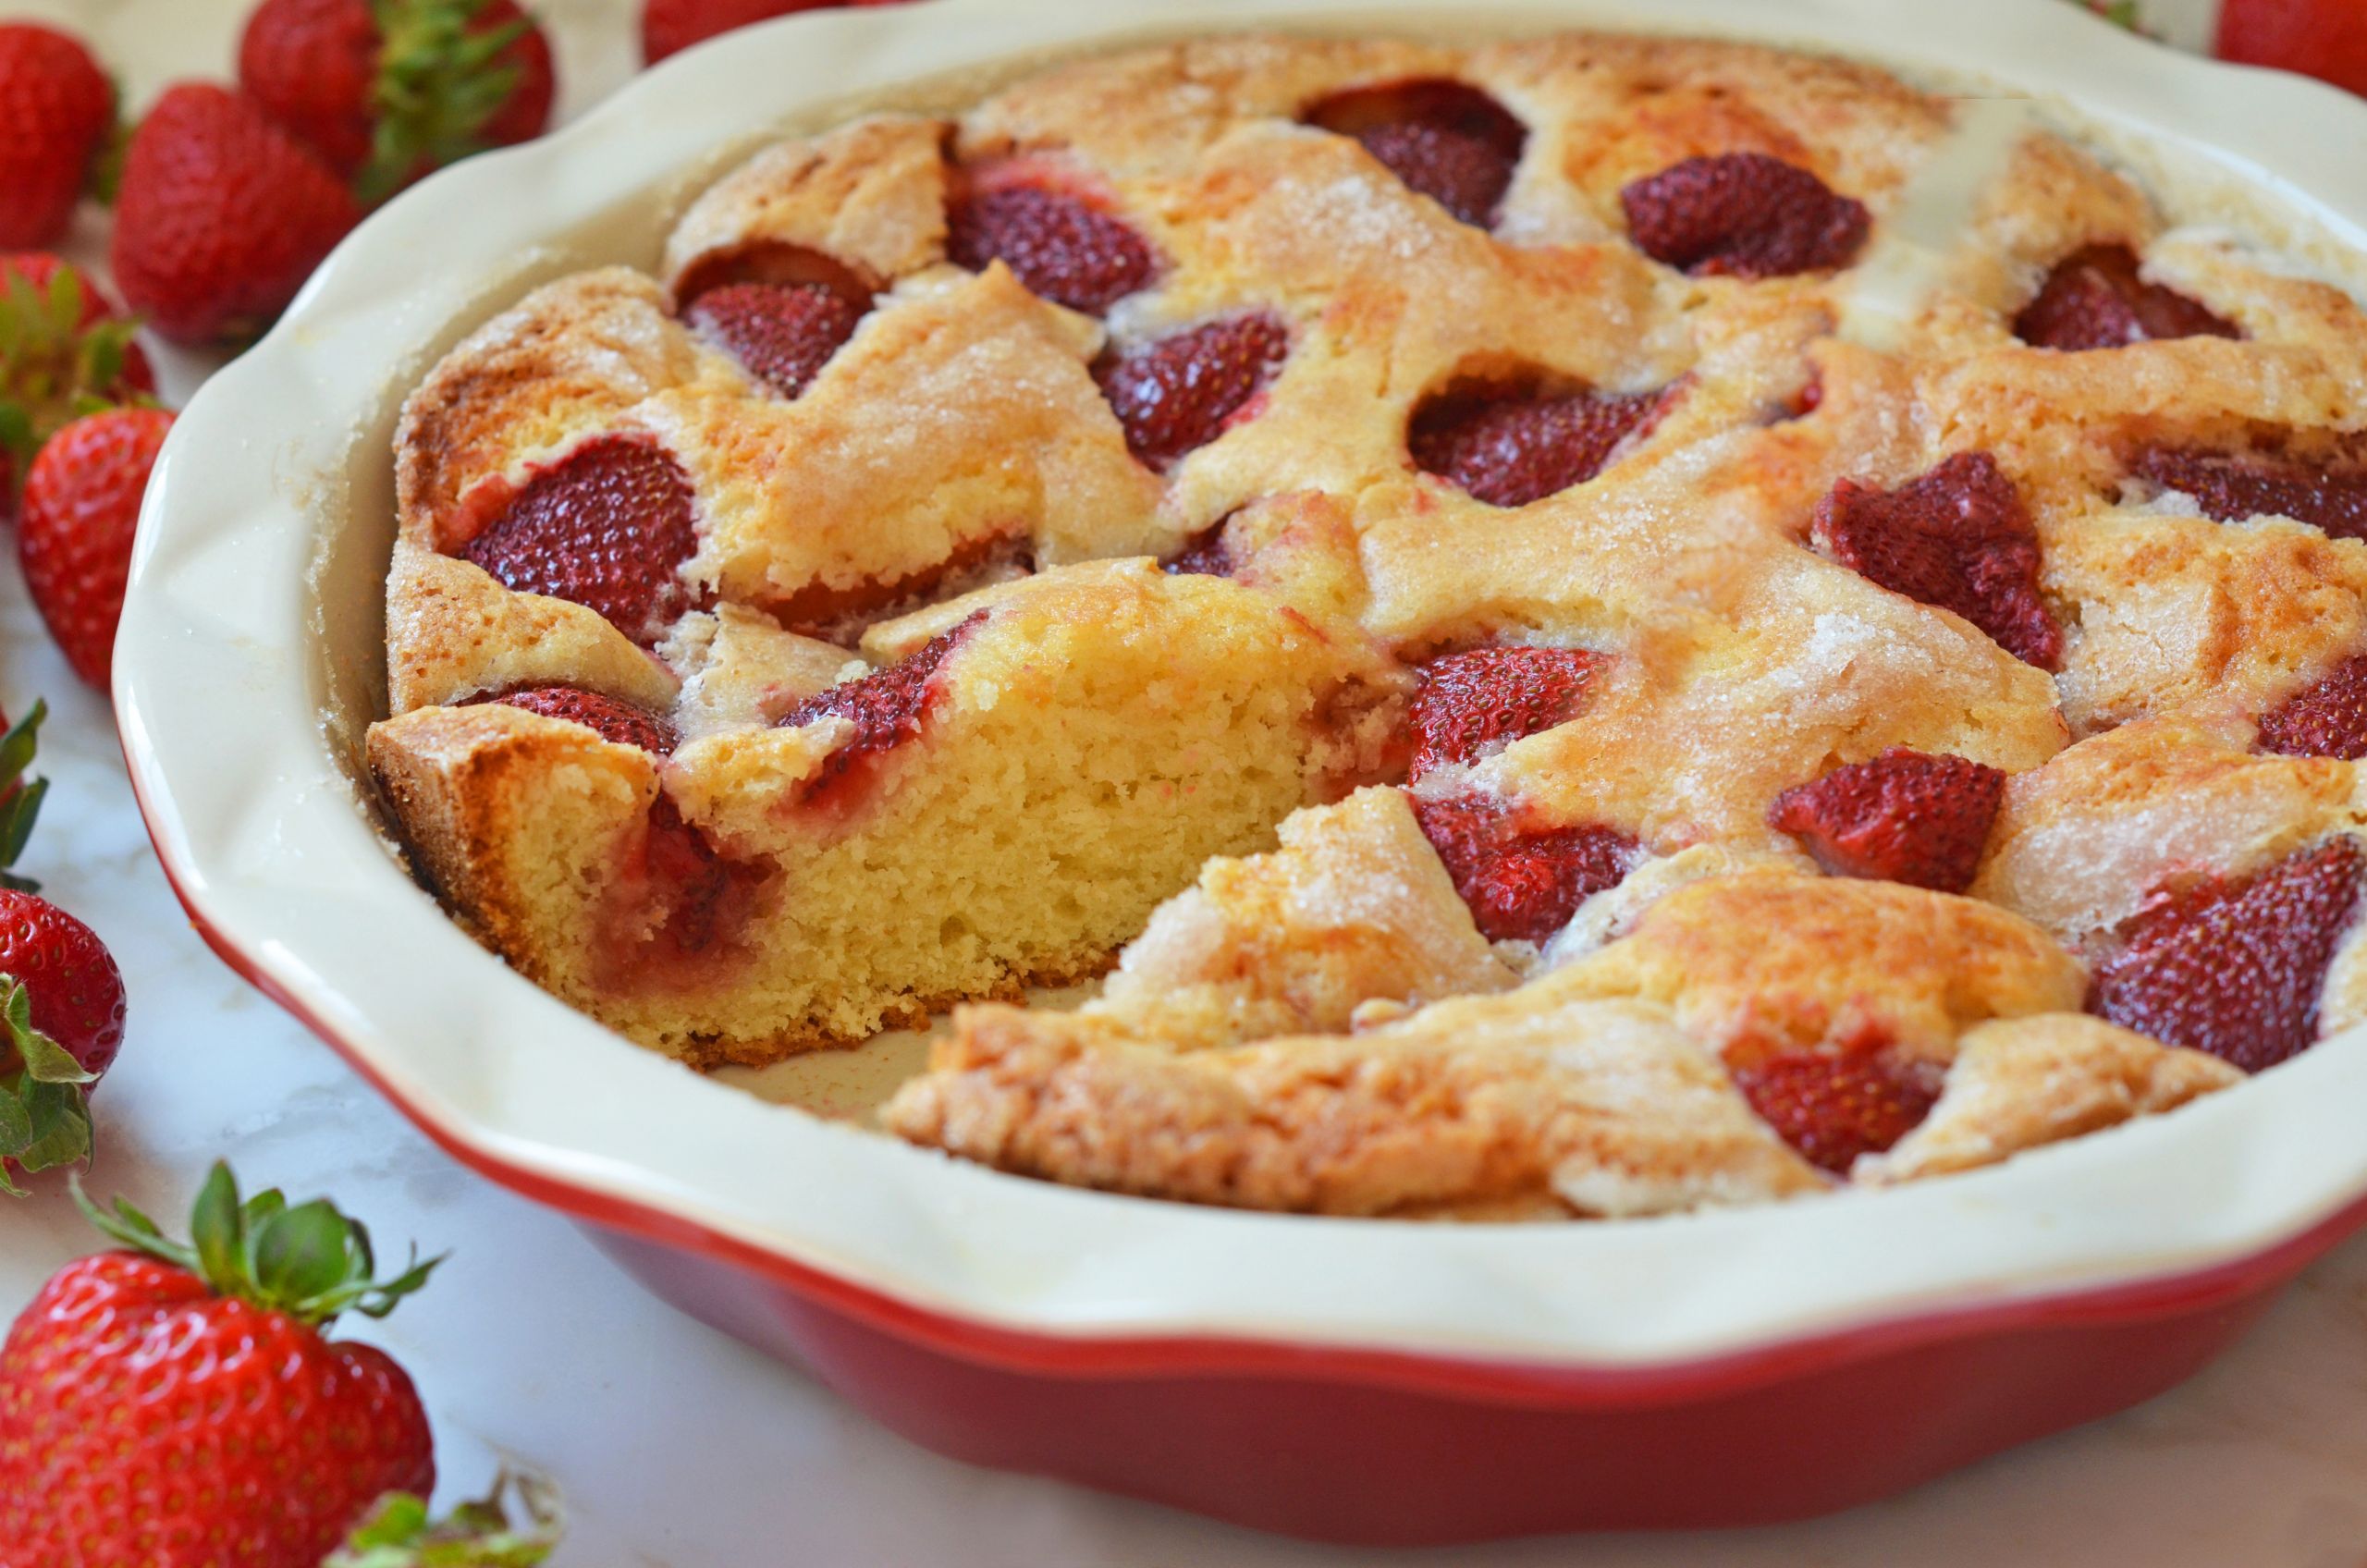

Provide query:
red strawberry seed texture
left=2258, top=654, right=2367, bottom=761
left=0, top=24, right=115, bottom=251
left=473, top=685, right=681, bottom=753
left=642, top=0, right=918, bottom=65
left=239, top=0, right=556, bottom=202
left=1097, top=313, right=1289, bottom=469
left=1621, top=153, right=1870, bottom=279
left=2013, top=243, right=2239, bottom=352
left=947, top=183, right=1157, bottom=315
left=1768, top=748, right=2007, bottom=894
left=1410, top=382, right=1669, bottom=507
left=19, top=406, right=174, bottom=690
left=685, top=280, right=865, bottom=400
left=1411, top=790, right=1637, bottom=944
left=1303, top=79, right=1528, bottom=228
left=2089, top=837, right=2367, bottom=1073
left=778, top=610, right=987, bottom=803
left=1408, top=645, right=1608, bottom=780
left=1812, top=450, right=2063, bottom=669
left=459, top=436, right=699, bottom=644
left=1724, top=1026, right=1943, bottom=1174
left=2132, top=447, right=2367, bottom=543
left=0, top=888, right=127, bottom=1084
left=111, top=82, right=362, bottom=345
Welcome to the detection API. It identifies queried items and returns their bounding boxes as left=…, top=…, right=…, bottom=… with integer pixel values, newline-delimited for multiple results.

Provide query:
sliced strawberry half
left=683, top=280, right=864, bottom=400
left=1409, top=380, right=1669, bottom=508
left=469, top=685, right=680, bottom=753
left=1621, top=153, right=1870, bottom=279
left=1096, top=312, right=1288, bottom=470
left=2088, top=837, right=2367, bottom=1073
left=777, top=609, right=986, bottom=803
left=2130, top=447, right=2367, bottom=544
left=2013, top=244, right=2238, bottom=352
left=2258, top=655, right=2367, bottom=762
left=1410, top=790, right=1637, bottom=944
left=1724, top=1024, right=1943, bottom=1175
left=1811, top=450, right=2063, bottom=669
left=946, top=183, right=1156, bottom=315
left=457, top=437, right=699, bottom=645
left=1767, top=748, right=2006, bottom=894
left=1407, top=645, right=1608, bottom=781
left=1302, top=79, right=1527, bottom=229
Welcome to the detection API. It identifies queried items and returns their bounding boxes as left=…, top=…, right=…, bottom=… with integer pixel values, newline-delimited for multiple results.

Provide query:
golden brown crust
left=377, top=30, right=2361, bottom=1213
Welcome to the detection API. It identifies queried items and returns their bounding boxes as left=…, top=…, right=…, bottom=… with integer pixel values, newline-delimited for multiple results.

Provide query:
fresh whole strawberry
left=20, top=405, right=174, bottom=689
left=1407, top=644, right=1608, bottom=780
left=239, top=0, right=557, bottom=206
left=458, top=435, right=698, bottom=643
left=1095, top=312, right=1289, bottom=469
left=2218, top=0, right=2367, bottom=100
left=1410, top=381, right=1671, bottom=507
left=0, top=254, right=154, bottom=514
left=0, top=886, right=125, bottom=1190
left=1767, top=748, right=2007, bottom=894
left=112, top=82, right=362, bottom=344
left=0, top=1164, right=439, bottom=1566
left=0, top=24, right=116, bottom=250
left=642, top=0, right=918, bottom=65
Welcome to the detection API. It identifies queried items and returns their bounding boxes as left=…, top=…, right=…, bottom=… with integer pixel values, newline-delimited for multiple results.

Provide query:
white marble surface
left=5, top=2, right=2367, bottom=1562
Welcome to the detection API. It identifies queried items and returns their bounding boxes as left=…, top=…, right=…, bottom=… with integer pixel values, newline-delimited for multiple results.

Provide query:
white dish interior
left=117, top=0, right=2367, bottom=1366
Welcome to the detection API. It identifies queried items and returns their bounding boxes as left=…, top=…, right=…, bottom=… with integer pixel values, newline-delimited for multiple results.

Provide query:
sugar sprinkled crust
left=369, top=30, right=2367, bottom=1215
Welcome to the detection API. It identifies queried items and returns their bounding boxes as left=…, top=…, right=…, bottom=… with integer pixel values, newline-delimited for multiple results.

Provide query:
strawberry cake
left=370, top=31, right=2367, bottom=1219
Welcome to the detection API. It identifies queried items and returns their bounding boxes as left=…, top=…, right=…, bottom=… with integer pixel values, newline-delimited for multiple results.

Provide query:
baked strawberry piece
left=1621, top=153, right=1870, bottom=278
left=1769, top=748, right=2006, bottom=894
left=1302, top=79, right=1527, bottom=228
left=2257, top=655, right=2367, bottom=760
left=1412, top=791, right=1637, bottom=943
left=471, top=685, right=680, bottom=753
left=1812, top=451, right=2063, bottom=669
left=1096, top=313, right=1288, bottom=469
left=684, top=280, right=864, bottom=399
left=777, top=609, right=985, bottom=802
left=947, top=183, right=1156, bottom=315
left=2088, top=838, right=2366, bottom=1072
left=457, top=436, right=698, bottom=643
left=1409, top=381, right=1669, bottom=507
left=2013, top=243, right=2239, bottom=351
left=1724, top=1025, right=1942, bottom=1175
left=2131, top=447, right=2367, bottom=542
left=1407, top=646, right=1608, bottom=781
left=1159, top=523, right=1233, bottom=578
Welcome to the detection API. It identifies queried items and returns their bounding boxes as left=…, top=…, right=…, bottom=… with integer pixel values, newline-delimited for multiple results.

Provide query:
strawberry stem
left=356, top=0, right=529, bottom=207
left=74, top=1161, right=445, bottom=1324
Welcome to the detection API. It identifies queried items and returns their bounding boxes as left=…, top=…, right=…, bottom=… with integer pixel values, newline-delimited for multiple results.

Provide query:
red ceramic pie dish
left=114, top=0, right=2367, bottom=1543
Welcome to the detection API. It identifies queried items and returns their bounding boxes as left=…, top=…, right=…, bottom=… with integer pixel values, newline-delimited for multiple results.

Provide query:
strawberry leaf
left=356, top=0, right=529, bottom=207
left=0, top=700, right=47, bottom=892
left=0, top=974, right=93, bottom=1190
left=78, top=1159, right=444, bottom=1324
left=329, top=1469, right=564, bottom=1567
